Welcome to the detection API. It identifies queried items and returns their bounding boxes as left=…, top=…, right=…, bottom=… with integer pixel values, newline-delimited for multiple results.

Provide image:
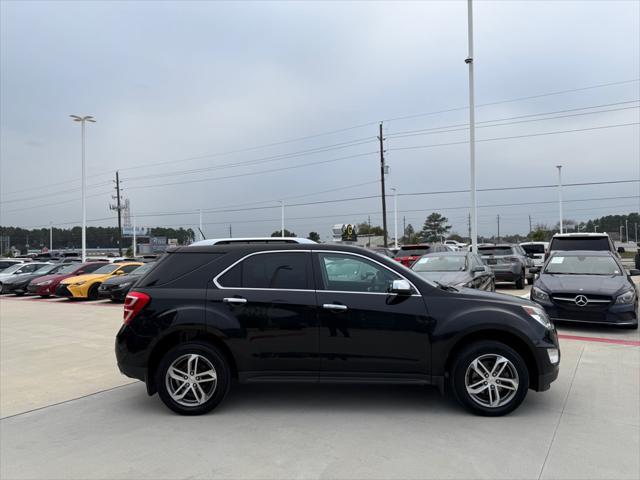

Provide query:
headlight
left=522, top=305, right=552, bottom=329
left=615, top=289, right=636, bottom=305
left=73, top=280, right=87, bottom=286
left=36, top=280, right=52, bottom=286
left=531, top=286, right=550, bottom=303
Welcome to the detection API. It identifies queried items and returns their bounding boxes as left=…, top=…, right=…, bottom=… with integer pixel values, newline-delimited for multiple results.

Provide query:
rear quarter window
left=136, top=253, right=225, bottom=288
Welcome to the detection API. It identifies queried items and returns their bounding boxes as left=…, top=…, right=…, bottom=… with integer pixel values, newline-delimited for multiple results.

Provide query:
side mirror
left=389, top=279, right=412, bottom=295
left=471, top=266, right=485, bottom=273
left=76, top=270, right=84, bottom=275
left=114, top=270, right=125, bottom=275
left=617, top=247, right=625, bottom=254
left=629, top=269, right=640, bottom=276
left=529, top=266, right=540, bottom=274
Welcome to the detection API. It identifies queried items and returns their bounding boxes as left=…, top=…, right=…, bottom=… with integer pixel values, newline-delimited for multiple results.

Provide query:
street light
left=391, top=188, right=398, bottom=249
left=556, top=165, right=563, bottom=234
left=466, top=0, right=478, bottom=253
left=280, top=201, right=285, bottom=238
left=70, top=115, right=96, bottom=262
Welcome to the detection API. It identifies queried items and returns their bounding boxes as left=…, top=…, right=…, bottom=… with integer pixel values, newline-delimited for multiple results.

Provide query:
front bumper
left=533, top=327, right=561, bottom=391
left=534, top=300, right=638, bottom=327
left=99, top=284, right=129, bottom=301
left=27, top=283, right=55, bottom=296
left=2, top=281, right=30, bottom=294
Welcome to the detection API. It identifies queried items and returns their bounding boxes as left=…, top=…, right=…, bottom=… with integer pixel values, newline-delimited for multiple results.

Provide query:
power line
left=389, top=122, right=640, bottom=153
left=383, top=78, right=640, bottom=123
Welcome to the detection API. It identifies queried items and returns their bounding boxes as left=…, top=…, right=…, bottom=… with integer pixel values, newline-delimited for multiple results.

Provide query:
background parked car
left=56, top=262, right=143, bottom=300
left=0, top=259, right=25, bottom=272
left=411, top=251, right=495, bottom=291
left=546, top=233, right=617, bottom=260
left=531, top=250, right=638, bottom=329
left=27, top=261, right=108, bottom=298
left=0, top=262, right=51, bottom=290
left=478, top=244, right=530, bottom=289
left=98, top=262, right=156, bottom=302
left=0, top=263, right=67, bottom=296
left=519, top=241, right=549, bottom=268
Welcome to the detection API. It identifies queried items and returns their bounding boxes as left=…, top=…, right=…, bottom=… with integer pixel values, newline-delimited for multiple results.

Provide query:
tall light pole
left=466, top=0, right=478, bottom=253
left=70, top=115, right=96, bottom=262
left=556, top=165, right=563, bottom=234
left=280, top=201, right=285, bottom=237
left=391, top=188, right=398, bottom=249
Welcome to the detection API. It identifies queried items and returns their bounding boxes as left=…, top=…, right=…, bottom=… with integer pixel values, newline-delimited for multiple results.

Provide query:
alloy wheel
left=464, top=354, right=519, bottom=408
left=165, top=354, right=218, bottom=407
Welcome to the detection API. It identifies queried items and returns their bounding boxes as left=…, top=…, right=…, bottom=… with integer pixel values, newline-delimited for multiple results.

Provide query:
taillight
left=123, top=291, right=150, bottom=324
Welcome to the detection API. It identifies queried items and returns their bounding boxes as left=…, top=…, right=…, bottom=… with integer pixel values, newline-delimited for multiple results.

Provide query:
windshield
left=57, top=264, right=80, bottom=274
left=413, top=256, right=466, bottom=272
left=544, top=255, right=622, bottom=275
left=34, top=264, right=62, bottom=275
left=479, top=247, right=515, bottom=256
left=92, top=264, right=120, bottom=274
left=1, top=264, right=25, bottom=274
left=131, top=263, right=154, bottom=275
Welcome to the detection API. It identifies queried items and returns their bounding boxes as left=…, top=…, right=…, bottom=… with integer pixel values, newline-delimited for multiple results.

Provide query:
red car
left=26, top=261, right=107, bottom=298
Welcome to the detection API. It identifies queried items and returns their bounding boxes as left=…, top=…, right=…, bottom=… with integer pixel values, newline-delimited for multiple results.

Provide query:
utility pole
left=625, top=219, right=629, bottom=243
left=281, top=201, right=285, bottom=237
left=528, top=215, right=532, bottom=233
left=467, top=213, right=471, bottom=242
left=199, top=209, right=203, bottom=241
left=367, top=215, right=372, bottom=247
left=403, top=216, right=406, bottom=244
left=620, top=224, right=623, bottom=242
left=497, top=215, right=500, bottom=243
left=556, top=165, right=563, bottom=234
left=378, top=122, right=388, bottom=247
left=109, top=171, right=123, bottom=255
left=49, top=222, right=53, bottom=251
left=391, top=188, right=398, bottom=249
left=466, top=0, right=478, bottom=253
left=229, top=225, right=232, bottom=238
left=132, top=216, right=137, bottom=257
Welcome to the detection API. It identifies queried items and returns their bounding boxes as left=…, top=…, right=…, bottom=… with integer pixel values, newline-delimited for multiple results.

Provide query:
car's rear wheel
left=450, top=340, right=529, bottom=416
left=40, top=295, right=50, bottom=299
left=156, top=342, right=230, bottom=415
left=526, top=276, right=534, bottom=285
left=515, top=273, right=525, bottom=289
left=14, top=291, right=25, bottom=296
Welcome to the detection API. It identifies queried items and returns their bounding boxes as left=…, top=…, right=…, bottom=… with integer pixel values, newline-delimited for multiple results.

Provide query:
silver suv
left=478, top=244, right=531, bottom=289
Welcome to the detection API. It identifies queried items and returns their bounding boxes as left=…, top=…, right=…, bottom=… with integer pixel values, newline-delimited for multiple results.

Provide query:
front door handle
left=323, top=303, right=347, bottom=311
left=223, top=297, right=247, bottom=304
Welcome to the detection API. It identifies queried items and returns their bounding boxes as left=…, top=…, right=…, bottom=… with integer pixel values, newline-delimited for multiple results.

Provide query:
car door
left=206, top=251, right=319, bottom=379
left=313, top=251, right=431, bottom=379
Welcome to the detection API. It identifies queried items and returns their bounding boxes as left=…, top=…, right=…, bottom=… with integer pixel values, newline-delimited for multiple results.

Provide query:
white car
left=190, top=237, right=317, bottom=247
left=444, top=240, right=468, bottom=251
left=519, top=242, right=549, bottom=267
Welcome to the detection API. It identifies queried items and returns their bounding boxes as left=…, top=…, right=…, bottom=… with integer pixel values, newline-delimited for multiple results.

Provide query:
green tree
left=420, top=213, right=451, bottom=242
left=271, top=229, right=297, bottom=237
left=125, top=247, right=134, bottom=257
left=529, top=224, right=549, bottom=242
left=307, top=231, right=321, bottom=242
left=357, top=222, right=384, bottom=236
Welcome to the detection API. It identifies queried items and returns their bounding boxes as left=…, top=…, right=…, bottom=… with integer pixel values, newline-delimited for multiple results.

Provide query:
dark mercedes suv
left=116, top=244, right=560, bottom=416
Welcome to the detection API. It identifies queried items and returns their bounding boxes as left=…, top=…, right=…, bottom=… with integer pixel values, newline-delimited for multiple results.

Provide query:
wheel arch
left=443, top=329, right=540, bottom=390
left=146, top=328, right=238, bottom=395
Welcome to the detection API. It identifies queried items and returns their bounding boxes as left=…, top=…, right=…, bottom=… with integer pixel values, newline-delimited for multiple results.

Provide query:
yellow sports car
left=56, top=262, right=143, bottom=300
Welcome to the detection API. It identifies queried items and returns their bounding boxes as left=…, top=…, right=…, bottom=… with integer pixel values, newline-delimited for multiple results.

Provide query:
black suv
left=116, top=244, right=560, bottom=416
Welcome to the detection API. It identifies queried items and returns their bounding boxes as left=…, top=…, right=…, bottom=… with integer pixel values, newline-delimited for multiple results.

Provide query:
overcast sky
left=1, top=0, right=639, bottom=241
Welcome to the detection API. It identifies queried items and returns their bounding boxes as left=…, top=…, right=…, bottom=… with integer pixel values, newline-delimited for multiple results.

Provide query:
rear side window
left=217, top=252, right=309, bottom=289
left=550, top=237, right=610, bottom=251
left=137, top=253, right=224, bottom=288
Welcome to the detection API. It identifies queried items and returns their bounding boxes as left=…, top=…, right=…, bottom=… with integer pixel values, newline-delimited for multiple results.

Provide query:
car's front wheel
left=156, top=342, right=231, bottom=415
left=450, top=340, right=529, bottom=416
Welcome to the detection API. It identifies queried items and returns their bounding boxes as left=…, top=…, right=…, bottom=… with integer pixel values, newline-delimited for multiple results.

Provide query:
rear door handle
left=223, top=297, right=247, bottom=304
left=323, top=303, right=347, bottom=311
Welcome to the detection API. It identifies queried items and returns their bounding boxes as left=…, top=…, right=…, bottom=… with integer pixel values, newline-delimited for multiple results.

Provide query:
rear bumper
left=492, top=270, right=522, bottom=282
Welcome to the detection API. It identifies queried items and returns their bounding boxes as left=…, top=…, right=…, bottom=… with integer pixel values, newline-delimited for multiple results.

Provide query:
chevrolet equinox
left=116, top=244, right=560, bottom=416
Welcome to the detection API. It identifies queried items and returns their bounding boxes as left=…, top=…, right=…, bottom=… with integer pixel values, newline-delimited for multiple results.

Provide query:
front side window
left=318, top=253, right=401, bottom=293
left=217, top=252, right=309, bottom=289
left=118, top=264, right=142, bottom=274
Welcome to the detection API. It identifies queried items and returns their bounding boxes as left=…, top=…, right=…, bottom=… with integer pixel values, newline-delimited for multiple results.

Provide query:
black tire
left=527, top=276, right=534, bottom=285
left=515, top=273, right=525, bottom=289
left=87, top=284, right=100, bottom=300
left=40, top=295, right=50, bottom=299
left=450, top=340, right=529, bottom=416
left=156, top=342, right=231, bottom=415
left=14, top=291, right=25, bottom=296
